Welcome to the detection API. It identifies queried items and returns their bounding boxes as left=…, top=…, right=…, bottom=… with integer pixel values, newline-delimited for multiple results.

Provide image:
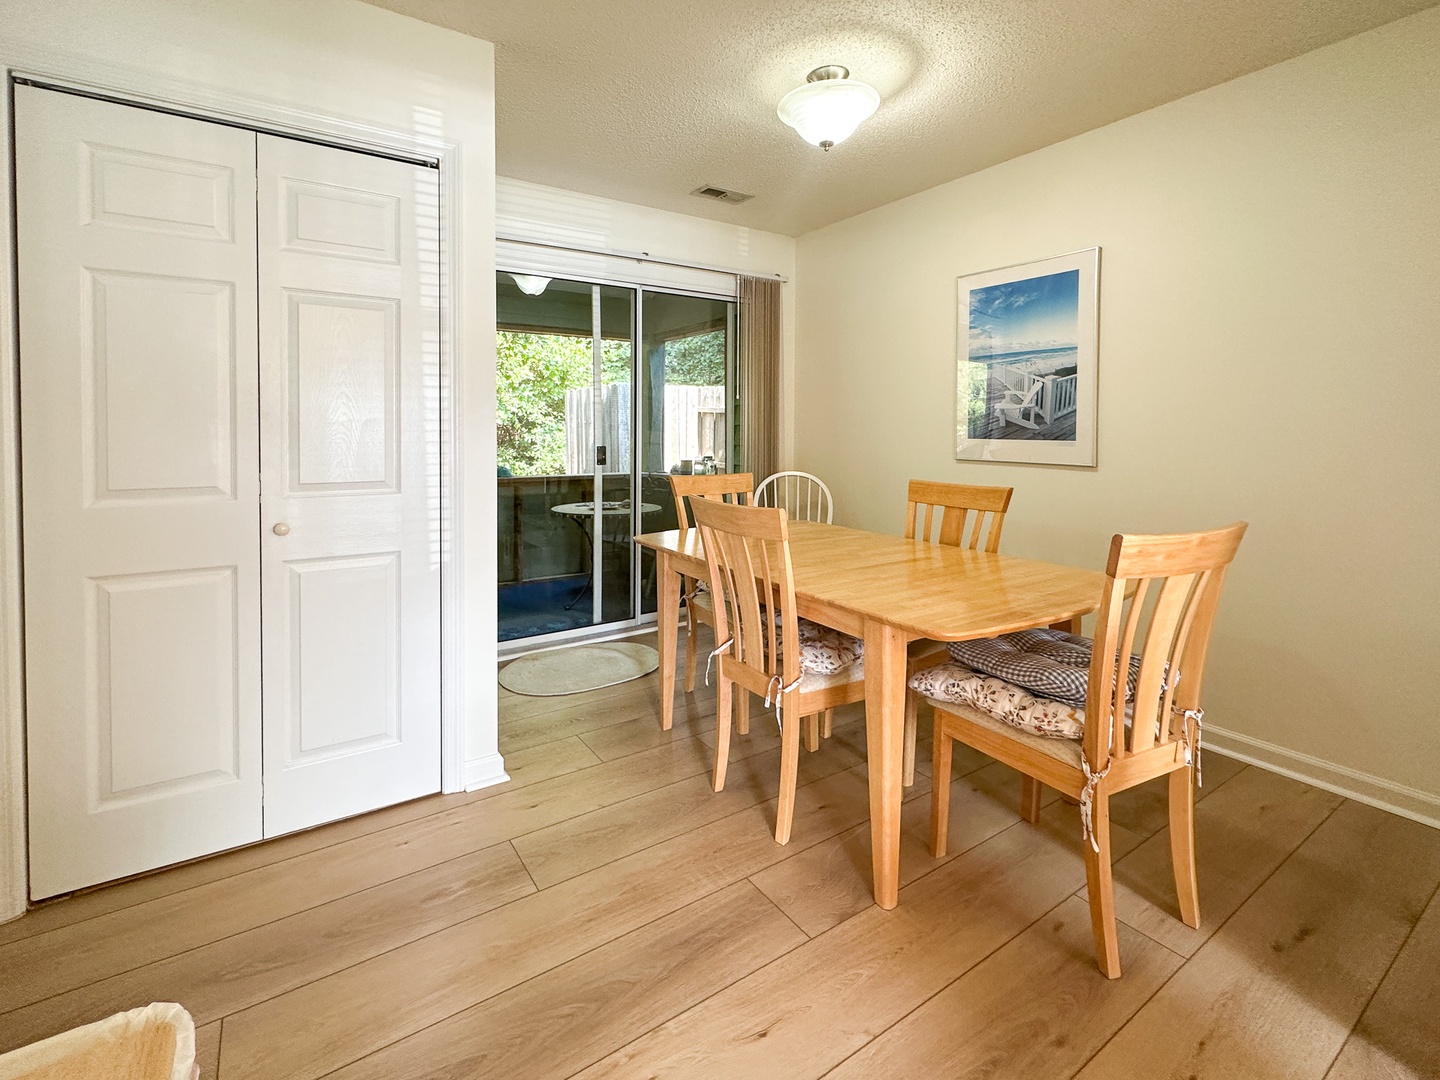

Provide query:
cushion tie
left=1079, top=756, right=1112, bottom=853
left=1176, top=705, right=1205, bottom=788
left=764, top=673, right=802, bottom=730
left=703, top=637, right=734, bottom=687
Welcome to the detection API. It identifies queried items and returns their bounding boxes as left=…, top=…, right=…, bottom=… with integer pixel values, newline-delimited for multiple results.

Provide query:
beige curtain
left=737, top=275, right=782, bottom=482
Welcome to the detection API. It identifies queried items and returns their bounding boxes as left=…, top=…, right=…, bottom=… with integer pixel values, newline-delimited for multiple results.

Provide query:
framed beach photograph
left=955, top=248, right=1099, bottom=467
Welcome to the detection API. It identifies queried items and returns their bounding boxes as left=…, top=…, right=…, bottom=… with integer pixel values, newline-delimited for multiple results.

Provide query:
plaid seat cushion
left=947, top=628, right=1142, bottom=708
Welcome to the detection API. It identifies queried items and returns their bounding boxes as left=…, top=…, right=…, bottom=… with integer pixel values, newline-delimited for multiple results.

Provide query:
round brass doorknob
left=272, top=523, right=291, bottom=536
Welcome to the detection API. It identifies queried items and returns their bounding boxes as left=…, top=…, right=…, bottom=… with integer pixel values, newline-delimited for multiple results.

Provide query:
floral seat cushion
left=946, top=627, right=1144, bottom=708
left=796, top=619, right=863, bottom=675
left=909, top=661, right=1085, bottom=740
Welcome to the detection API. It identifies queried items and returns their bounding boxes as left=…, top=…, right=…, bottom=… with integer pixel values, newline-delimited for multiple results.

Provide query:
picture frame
left=955, top=247, right=1100, bottom=467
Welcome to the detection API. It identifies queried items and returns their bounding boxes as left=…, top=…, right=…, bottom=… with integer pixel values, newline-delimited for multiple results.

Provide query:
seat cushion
left=910, top=661, right=1084, bottom=740
left=919, top=691, right=1085, bottom=770
left=946, top=627, right=1143, bottom=708
left=797, top=618, right=863, bottom=675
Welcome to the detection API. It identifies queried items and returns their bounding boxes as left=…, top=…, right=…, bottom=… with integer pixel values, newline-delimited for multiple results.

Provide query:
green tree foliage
left=663, top=329, right=725, bottom=385
left=497, top=328, right=725, bottom=475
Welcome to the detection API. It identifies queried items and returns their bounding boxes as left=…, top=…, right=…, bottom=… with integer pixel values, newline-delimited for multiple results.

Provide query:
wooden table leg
left=657, top=552, right=679, bottom=731
left=864, top=619, right=908, bottom=909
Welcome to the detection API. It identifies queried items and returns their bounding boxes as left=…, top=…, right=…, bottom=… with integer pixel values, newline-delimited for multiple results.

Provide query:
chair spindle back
left=905, top=480, right=1014, bottom=553
left=1083, top=523, right=1248, bottom=770
left=688, top=498, right=799, bottom=690
left=669, top=472, right=754, bottom=529
left=754, top=471, right=834, bottom=524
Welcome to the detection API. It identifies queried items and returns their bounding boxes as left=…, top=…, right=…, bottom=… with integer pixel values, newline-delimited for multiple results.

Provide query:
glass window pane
left=638, top=291, right=736, bottom=615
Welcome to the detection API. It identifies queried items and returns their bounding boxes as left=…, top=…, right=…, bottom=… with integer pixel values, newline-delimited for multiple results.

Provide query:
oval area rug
left=499, top=642, right=660, bottom=697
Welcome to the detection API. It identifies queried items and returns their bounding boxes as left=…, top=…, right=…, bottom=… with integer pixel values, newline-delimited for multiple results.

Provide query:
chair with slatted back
left=669, top=473, right=754, bottom=695
left=902, top=480, right=1015, bottom=786
left=688, top=497, right=866, bottom=843
left=920, top=523, right=1247, bottom=977
left=754, top=471, right=834, bottom=524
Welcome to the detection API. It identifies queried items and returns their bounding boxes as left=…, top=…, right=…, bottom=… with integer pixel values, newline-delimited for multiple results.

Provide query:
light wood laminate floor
left=2, top=631, right=1437, bottom=1079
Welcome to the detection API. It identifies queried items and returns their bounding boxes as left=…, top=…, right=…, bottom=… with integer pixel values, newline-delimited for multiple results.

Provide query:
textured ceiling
left=363, top=0, right=1436, bottom=236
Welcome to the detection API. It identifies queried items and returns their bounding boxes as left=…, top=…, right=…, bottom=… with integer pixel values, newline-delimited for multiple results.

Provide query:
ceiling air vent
left=691, top=185, right=754, bottom=204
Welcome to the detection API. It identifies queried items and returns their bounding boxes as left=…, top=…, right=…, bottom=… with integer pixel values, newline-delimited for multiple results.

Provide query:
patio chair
left=995, top=379, right=1044, bottom=429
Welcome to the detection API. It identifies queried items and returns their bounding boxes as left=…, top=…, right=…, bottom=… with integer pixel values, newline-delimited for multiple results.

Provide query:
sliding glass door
left=497, top=272, right=736, bottom=643
left=496, top=275, right=632, bottom=640
left=637, top=290, right=735, bottom=615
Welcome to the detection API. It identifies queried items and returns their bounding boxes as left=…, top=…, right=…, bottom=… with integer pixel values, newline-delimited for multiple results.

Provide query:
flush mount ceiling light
left=777, top=65, right=880, bottom=151
left=510, top=273, right=552, bottom=296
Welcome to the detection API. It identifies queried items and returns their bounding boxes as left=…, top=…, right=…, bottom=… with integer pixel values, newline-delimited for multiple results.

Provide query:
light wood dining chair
left=924, top=522, right=1247, bottom=977
left=688, top=497, right=867, bottom=844
left=755, top=471, right=834, bottom=524
left=669, top=473, right=754, bottom=694
left=903, top=480, right=1016, bottom=785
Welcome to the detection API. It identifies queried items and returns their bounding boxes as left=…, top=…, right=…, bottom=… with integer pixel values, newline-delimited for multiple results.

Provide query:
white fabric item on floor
left=499, top=642, right=660, bottom=697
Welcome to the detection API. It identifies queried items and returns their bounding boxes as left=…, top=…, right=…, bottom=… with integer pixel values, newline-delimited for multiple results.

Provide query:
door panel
left=94, top=567, right=242, bottom=802
left=17, top=86, right=263, bottom=898
left=257, top=136, right=440, bottom=835
left=89, top=270, right=238, bottom=498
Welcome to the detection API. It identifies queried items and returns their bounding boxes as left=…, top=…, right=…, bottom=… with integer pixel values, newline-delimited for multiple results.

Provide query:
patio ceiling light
left=777, top=66, right=880, bottom=151
left=511, top=274, right=551, bottom=296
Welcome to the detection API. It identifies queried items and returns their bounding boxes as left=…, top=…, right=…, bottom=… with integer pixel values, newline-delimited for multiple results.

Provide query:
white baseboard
left=463, top=754, right=511, bottom=793
left=1206, top=725, right=1440, bottom=830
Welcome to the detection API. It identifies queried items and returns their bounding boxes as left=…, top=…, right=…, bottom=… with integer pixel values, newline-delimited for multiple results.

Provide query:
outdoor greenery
left=661, top=329, right=725, bottom=385
left=496, top=329, right=725, bottom=475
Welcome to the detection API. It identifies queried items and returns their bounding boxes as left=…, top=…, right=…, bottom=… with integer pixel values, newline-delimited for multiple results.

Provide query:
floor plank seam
left=551, top=883, right=844, bottom=1080
left=1062, top=794, right=1349, bottom=1080
left=813, top=890, right=1083, bottom=1079
left=510, top=840, right=541, bottom=895
left=500, top=686, right=722, bottom=744
left=1316, top=875, right=1440, bottom=1080
left=309, top=877, right=789, bottom=1080
left=748, top=872, right=815, bottom=940
left=0, top=835, right=531, bottom=1021
left=198, top=758, right=891, bottom=1062
left=214, top=1016, right=224, bottom=1080
left=516, top=753, right=889, bottom=893
left=0, top=789, right=506, bottom=948
left=502, top=758, right=805, bottom=874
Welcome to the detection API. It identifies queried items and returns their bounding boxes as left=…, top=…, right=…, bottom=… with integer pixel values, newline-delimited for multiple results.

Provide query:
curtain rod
left=495, top=234, right=790, bottom=284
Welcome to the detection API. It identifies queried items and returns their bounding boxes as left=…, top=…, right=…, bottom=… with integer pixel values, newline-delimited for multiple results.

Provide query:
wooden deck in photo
left=0, top=628, right=1436, bottom=1080
left=968, top=373, right=1079, bottom=441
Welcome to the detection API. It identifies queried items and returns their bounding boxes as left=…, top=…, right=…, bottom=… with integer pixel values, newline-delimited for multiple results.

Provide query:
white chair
left=756, top=470, right=837, bottom=739
left=755, top=471, right=834, bottom=524
left=995, top=380, right=1044, bottom=429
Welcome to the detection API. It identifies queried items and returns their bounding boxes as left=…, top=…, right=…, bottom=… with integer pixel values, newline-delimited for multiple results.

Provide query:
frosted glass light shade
left=777, top=70, right=880, bottom=150
left=510, top=274, right=551, bottom=296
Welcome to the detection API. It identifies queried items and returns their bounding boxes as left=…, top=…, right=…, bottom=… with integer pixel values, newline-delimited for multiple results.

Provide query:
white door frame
left=0, top=50, right=470, bottom=920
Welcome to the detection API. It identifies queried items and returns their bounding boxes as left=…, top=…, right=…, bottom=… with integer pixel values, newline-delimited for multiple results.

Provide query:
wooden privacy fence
left=565, top=384, right=726, bottom=474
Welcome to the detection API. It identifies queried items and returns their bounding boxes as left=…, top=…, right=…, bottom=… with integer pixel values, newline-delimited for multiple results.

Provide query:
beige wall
left=0, top=0, right=498, bottom=919
left=794, top=9, right=1440, bottom=815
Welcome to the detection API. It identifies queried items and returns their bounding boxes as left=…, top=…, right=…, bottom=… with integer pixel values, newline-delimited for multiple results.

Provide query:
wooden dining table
left=635, top=519, right=1110, bottom=910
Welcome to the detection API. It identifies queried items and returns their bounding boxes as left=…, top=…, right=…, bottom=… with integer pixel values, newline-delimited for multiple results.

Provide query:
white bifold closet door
left=16, top=86, right=440, bottom=899
left=255, top=136, right=440, bottom=836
